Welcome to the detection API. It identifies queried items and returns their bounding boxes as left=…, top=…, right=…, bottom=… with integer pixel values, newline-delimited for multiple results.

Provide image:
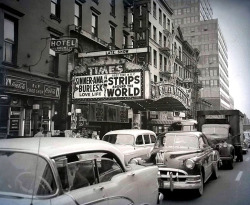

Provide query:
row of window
left=220, top=94, right=230, bottom=105
left=185, top=34, right=217, bottom=44
left=170, top=0, right=200, bottom=7
left=174, top=16, right=199, bottom=25
left=200, top=67, right=219, bottom=77
left=201, top=80, right=219, bottom=87
left=198, top=55, right=218, bottom=65
left=196, top=43, right=218, bottom=52
left=174, top=6, right=199, bottom=16
left=182, top=23, right=218, bottom=34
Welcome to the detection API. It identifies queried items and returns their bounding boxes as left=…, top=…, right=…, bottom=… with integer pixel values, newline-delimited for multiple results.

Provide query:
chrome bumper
left=158, top=168, right=201, bottom=191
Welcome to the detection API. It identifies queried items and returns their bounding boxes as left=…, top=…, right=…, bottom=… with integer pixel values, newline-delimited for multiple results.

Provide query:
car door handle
left=99, top=186, right=104, bottom=190
left=128, top=172, right=135, bottom=176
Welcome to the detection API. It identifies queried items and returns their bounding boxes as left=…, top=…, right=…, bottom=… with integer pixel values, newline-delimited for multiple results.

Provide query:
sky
left=209, top=0, right=250, bottom=118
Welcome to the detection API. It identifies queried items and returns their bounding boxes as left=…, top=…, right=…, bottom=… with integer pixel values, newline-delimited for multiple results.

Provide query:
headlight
left=185, top=159, right=195, bottom=169
left=223, top=142, right=227, bottom=148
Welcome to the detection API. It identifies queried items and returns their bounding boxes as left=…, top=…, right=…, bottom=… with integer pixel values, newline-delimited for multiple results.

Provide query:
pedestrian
left=34, top=127, right=44, bottom=137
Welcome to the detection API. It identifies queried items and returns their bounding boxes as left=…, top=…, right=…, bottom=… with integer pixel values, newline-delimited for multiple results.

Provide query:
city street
left=161, top=151, right=250, bottom=205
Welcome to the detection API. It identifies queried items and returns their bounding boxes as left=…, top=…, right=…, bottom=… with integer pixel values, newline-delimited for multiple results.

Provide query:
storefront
left=0, top=71, right=61, bottom=138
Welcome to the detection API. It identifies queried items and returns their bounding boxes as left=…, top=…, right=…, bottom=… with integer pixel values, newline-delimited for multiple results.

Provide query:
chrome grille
left=159, top=168, right=187, bottom=182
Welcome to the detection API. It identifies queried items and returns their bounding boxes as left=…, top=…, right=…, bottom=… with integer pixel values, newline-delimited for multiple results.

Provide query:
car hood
left=157, top=147, right=201, bottom=168
left=0, top=198, right=43, bottom=205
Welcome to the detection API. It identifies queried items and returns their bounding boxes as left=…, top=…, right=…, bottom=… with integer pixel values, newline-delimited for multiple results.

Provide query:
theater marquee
left=72, top=69, right=144, bottom=102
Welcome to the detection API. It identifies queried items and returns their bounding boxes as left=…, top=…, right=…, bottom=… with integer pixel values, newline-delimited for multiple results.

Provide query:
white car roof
left=104, top=129, right=156, bottom=136
left=0, top=138, right=125, bottom=165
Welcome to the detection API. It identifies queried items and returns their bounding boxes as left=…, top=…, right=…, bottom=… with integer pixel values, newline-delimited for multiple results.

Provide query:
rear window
left=150, top=135, right=156, bottom=143
left=0, top=151, right=57, bottom=197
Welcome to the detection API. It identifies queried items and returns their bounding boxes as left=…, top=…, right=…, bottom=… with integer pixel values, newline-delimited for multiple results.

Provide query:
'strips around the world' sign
left=50, top=38, right=78, bottom=53
left=5, top=75, right=61, bottom=99
left=72, top=64, right=144, bottom=102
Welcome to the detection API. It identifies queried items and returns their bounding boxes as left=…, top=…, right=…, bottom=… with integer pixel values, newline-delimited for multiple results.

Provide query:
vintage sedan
left=0, top=137, right=163, bottom=205
left=102, top=129, right=156, bottom=164
left=150, top=131, right=220, bottom=196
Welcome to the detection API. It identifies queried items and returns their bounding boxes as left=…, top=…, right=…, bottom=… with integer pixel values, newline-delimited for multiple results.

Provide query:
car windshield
left=0, top=151, right=57, bottom=197
left=202, top=126, right=228, bottom=139
left=164, top=133, right=199, bottom=149
left=103, top=134, right=134, bottom=145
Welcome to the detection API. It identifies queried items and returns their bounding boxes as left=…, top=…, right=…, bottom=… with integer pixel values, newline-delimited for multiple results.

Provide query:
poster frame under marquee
left=72, top=69, right=145, bottom=103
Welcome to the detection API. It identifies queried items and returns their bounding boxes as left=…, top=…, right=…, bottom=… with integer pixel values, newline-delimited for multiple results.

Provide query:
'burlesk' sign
left=151, top=82, right=191, bottom=108
left=72, top=70, right=143, bottom=101
left=5, top=76, right=61, bottom=99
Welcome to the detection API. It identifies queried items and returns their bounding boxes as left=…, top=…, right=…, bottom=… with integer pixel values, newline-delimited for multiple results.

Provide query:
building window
left=159, top=32, right=162, bottom=46
left=74, top=2, right=81, bottom=27
left=110, top=25, right=115, bottom=45
left=178, top=46, right=181, bottom=60
left=163, top=36, right=166, bottom=47
left=148, top=22, right=151, bottom=38
left=123, top=35, right=128, bottom=48
left=51, top=0, right=60, bottom=18
left=159, top=9, right=162, bottom=25
left=153, top=26, right=156, bottom=41
left=167, top=18, right=170, bottom=31
left=92, top=13, right=98, bottom=36
left=49, top=35, right=59, bottom=77
left=110, top=0, right=115, bottom=17
left=163, top=14, right=166, bottom=29
left=153, top=50, right=157, bottom=68
left=124, top=6, right=128, bottom=26
left=159, top=54, right=162, bottom=71
left=3, top=15, right=17, bottom=64
left=153, top=2, right=156, bottom=18
left=139, top=5, right=142, bottom=16
left=154, top=75, right=157, bottom=82
left=149, top=46, right=152, bottom=64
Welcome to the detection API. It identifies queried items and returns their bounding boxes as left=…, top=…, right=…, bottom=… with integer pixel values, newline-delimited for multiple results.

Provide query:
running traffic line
left=245, top=157, right=250, bottom=162
left=235, top=171, right=243, bottom=181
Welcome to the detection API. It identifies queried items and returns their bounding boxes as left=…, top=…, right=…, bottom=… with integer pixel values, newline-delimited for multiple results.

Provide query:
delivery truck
left=197, top=110, right=244, bottom=169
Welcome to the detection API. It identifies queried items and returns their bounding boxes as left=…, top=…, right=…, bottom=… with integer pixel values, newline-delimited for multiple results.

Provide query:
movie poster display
left=72, top=69, right=144, bottom=102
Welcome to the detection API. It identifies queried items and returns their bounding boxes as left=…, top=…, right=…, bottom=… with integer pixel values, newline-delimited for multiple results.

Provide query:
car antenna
left=30, top=136, right=44, bottom=205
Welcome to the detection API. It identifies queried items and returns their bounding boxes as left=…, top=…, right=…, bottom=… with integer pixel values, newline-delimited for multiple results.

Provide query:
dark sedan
left=150, top=131, right=220, bottom=196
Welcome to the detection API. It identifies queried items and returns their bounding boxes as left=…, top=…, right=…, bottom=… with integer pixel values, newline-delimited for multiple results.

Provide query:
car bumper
left=220, top=156, right=233, bottom=161
left=158, top=168, right=201, bottom=191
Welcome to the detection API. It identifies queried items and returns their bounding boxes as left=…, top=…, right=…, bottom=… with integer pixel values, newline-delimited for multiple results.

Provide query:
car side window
left=150, top=135, right=156, bottom=143
left=144, top=134, right=150, bottom=144
left=136, top=135, right=144, bottom=145
left=97, top=158, right=123, bottom=183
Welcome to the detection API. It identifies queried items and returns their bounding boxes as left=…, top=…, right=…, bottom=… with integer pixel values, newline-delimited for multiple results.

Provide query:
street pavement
left=161, top=151, right=250, bottom=205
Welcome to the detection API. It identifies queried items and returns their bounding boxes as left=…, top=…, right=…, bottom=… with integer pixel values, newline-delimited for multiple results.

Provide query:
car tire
left=195, top=172, right=204, bottom=197
left=211, top=162, right=219, bottom=180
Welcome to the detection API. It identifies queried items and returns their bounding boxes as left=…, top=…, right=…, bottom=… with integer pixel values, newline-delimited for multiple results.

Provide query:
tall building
left=167, top=0, right=231, bottom=110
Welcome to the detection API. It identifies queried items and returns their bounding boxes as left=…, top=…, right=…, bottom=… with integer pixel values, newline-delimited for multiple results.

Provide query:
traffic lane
left=161, top=151, right=250, bottom=205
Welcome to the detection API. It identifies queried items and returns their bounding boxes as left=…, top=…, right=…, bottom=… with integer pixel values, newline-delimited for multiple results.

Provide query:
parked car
left=102, top=129, right=157, bottom=164
left=149, top=131, right=220, bottom=196
left=0, top=137, right=163, bottom=205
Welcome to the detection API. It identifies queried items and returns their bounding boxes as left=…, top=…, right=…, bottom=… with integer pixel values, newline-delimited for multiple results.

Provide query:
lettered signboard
left=72, top=64, right=144, bottom=102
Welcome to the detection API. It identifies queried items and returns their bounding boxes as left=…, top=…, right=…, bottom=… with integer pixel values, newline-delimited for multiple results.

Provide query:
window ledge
left=50, top=14, right=61, bottom=23
left=2, top=61, right=19, bottom=68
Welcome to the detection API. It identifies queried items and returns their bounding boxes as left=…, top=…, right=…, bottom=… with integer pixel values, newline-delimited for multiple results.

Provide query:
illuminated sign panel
left=72, top=69, right=144, bottom=102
